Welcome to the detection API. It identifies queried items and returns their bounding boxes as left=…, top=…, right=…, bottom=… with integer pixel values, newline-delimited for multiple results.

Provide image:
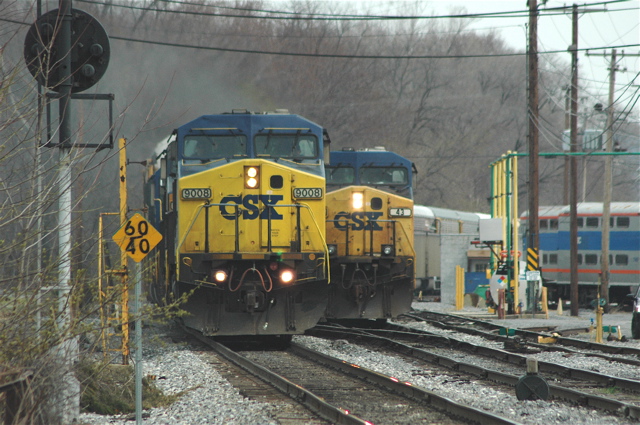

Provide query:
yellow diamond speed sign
left=113, top=213, right=162, bottom=262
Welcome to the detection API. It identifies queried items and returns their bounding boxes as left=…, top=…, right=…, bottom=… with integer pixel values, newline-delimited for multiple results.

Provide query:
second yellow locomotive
left=324, top=148, right=416, bottom=320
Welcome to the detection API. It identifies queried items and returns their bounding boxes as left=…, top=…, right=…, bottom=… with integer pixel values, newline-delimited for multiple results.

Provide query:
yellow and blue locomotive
left=324, top=148, right=415, bottom=320
left=144, top=110, right=331, bottom=338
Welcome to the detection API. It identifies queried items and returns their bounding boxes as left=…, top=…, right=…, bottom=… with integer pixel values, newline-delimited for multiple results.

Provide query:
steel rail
left=182, top=326, right=367, bottom=425
left=405, top=310, right=640, bottom=357
left=377, top=321, right=640, bottom=392
left=308, top=325, right=640, bottom=419
left=289, top=342, right=520, bottom=425
left=184, top=326, right=520, bottom=424
left=401, top=312, right=640, bottom=367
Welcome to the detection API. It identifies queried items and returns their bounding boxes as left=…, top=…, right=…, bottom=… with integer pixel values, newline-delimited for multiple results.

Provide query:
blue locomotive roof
left=327, top=148, right=415, bottom=198
left=176, top=111, right=324, bottom=141
left=173, top=111, right=326, bottom=177
left=329, top=149, right=413, bottom=173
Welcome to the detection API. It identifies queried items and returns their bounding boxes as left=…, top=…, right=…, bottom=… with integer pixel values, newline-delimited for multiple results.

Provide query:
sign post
left=113, top=213, right=161, bottom=425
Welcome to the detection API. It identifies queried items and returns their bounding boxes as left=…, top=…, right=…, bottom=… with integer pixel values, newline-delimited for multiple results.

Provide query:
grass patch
left=598, top=386, right=620, bottom=395
left=77, top=358, right=179, bottom=415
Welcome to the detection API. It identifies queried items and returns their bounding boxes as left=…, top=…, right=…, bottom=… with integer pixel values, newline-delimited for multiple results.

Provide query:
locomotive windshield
left=360, top=166, right=408, bottom=185
left=254, top=133, right=318, bottom=159
left=183, top=135, right=247, bottom=160
left=326, top=166, right=355, bottom=185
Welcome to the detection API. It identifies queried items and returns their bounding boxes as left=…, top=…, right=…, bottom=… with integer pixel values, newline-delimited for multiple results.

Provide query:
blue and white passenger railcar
left=521, top=202, right=640, bottom=304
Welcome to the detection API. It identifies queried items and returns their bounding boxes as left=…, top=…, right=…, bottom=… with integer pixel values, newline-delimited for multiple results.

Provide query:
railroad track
left=183, top=327, right=520, bottom=425
left=404, top=310, right=640, bottom=359
left=307, top=323, right=640, bottom=420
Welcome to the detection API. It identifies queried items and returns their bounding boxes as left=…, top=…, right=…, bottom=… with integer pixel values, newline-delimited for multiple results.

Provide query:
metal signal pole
left=56, top=0, right=80, bottom=422
left=528, top=0, right=540, bottom=258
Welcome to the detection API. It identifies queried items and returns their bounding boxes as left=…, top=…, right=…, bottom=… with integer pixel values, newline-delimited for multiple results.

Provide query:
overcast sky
left=278, top=0, right=640, bottom=119
left=427, top=0, right=639, bottom=115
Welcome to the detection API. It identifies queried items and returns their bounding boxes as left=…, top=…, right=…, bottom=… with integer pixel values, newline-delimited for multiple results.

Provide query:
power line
left=3, top=13, right=638, bottom=60
left=106, top=34, right=639, bottom=59
left=73, top=0, right=635, bottom=21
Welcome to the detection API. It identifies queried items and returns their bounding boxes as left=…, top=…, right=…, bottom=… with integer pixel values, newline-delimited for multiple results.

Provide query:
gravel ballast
left=79, top=301, right=640, bottom=424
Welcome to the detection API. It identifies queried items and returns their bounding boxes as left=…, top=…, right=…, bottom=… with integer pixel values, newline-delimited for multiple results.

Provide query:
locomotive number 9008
left=182, top=188, right=212, bottom=200
left=293, top=187, right=323, bottom=199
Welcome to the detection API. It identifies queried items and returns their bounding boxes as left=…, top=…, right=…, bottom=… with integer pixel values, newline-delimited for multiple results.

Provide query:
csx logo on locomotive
left=333, top=212, right=383, bottom=231
left=219, top=195, right=284, bottom=220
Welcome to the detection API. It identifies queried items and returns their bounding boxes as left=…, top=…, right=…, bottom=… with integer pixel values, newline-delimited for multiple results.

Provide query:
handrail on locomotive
left=178, top=199, right=331, bottom=279
left=326, top=217, right=416, bottom=259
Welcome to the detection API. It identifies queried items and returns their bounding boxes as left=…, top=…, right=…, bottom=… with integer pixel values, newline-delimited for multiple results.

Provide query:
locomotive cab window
left=360, top=166, right=408, bottom=185
left=183, top=135, right=247, bottom=160
left=254, top=133, right=318, bottom=159
left=326, top=166, right=355, bottom=185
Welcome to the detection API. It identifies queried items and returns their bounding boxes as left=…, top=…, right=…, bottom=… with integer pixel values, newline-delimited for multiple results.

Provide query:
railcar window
left=184, top=135, right=247, bottom=159
left=550, top=219, right=558, bottom=229
left=255, top=134, right=318, bottom=159
left=542, top=254, right=548, bottom=265
left=360, top=166, right=408, bottom=185
left=617, top=217, right=630, bottom=228
left=615, top=254, right=629, bottom=266
left=539, top=220, right=548, bottom=230
left=549, top=254, right=558, bottom=264
left=586, top=217, right=599, bottom=228
left=577, top=218, right=583, bottom=227
left=326, top=166, right=355, bottom=184
left=585, top=254, right=598, bottom=265
left=577, top=254, right=582, bottom=265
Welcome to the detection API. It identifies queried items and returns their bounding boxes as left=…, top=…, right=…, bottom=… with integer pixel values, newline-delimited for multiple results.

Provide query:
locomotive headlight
left=352, top=192, right=364, bottom=209
left=280, top=269, right=295, bottom=284
left=245, top=166, right=260, bottom=189
left=214, top=270, right=228, bottom=282
left=382, top=244, right=394, bottom=256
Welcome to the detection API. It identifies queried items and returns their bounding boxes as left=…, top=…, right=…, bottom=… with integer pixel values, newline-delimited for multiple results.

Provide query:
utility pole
left=601, top=49, right=616, bottom=311
left=569, top=3, right=579, bottom=316
left=585, top=49, right=639, bottom=311
left=563, top=87, right=570, bottom=205
left=528, top=0, right=540, bottom=257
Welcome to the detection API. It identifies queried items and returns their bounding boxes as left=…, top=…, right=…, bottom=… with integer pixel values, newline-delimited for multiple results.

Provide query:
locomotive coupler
left=244, top=289, right=266, bottom=313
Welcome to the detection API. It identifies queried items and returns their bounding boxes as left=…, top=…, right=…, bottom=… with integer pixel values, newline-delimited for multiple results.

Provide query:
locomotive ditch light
left=327, top=244, right=338, bottom=256
left=245, top=166, right=260, bottom=189
left=280, top=269, right=295, bottom=284
left=352, top=192, right=364, bottom=209
left=214, top=270, right=228, bottom=283
left=382, top=244, right=394, bottom=256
